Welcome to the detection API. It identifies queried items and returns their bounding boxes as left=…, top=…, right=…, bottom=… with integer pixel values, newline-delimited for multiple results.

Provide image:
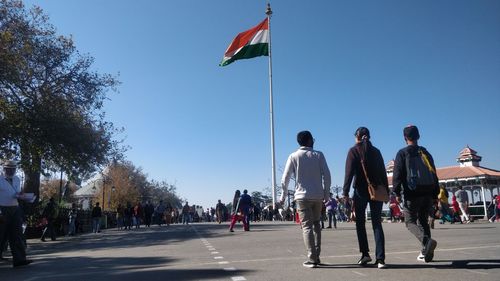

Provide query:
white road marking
left=211, top=251, right=219, bottom=254
left=466, top=269, right=489, bottom=275
left=214, top=256, right=224, bottom=259
left=218, top=261, right=229, bottom=264
left=352, top=271, right=367, bottom=277
left=231, top=277, right=246, bottom=281
left=224, top=267, right=237, bottom=271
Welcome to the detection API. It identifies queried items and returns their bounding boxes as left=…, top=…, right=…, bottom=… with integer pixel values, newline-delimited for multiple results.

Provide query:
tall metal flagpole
left=266, top=3, right=277, bottom=209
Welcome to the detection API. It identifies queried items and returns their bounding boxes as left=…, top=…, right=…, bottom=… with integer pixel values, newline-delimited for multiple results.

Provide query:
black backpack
left=406, top=147, right=436, bottom=192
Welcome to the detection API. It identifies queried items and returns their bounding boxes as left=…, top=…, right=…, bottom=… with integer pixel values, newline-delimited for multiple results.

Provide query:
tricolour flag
left=219, top=18, right=269, bottom=67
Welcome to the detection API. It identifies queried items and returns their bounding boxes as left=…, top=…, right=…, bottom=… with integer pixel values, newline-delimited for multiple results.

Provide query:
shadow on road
left=387, top=259, right=500, bottom=270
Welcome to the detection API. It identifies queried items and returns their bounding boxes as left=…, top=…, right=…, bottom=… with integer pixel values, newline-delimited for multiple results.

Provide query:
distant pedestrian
left=488, top=196, right=499, bottom=222
left=437, top=185, right=453, bottom=224
left=280, top=131, right=331, bottom=268
left=451, top=195, right=462, bottom=223
left=343, top=127, right=388, bottom=269
left=144, top=201, right=154, bottom=227
left=216, top=200, right=224, bottom=224
left=91, top=202, right=102, bottom=233
left=392, top=125, right=439, bottom=263
left=182, top=202, right=190, bottom=225
left=67, top=203, right=78, bottom=236
left=41, top=197, right=58, bottom=241
left=116, top=204, right=124, bottom=230
left=155, top=200, right=166, bottom=226
left=325, top=193, right=337, bottom=229
left=239, top=190, right=252, bottom=231
left=229, top=190, right=244, bottom=232
left=455, top=186, right=471, bottom=223
left=123, top=202, right=133, bottom=230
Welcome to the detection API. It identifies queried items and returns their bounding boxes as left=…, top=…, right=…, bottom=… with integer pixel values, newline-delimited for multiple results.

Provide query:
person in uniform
left=0, top=160, right=33, bottom=267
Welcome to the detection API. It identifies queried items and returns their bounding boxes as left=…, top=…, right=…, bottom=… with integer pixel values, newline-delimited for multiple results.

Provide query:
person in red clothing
left=451, top=195, right=462, bottom=223
left=389, top=194, right=401, bottom=223
left=229, top=190, right=249, bottom=232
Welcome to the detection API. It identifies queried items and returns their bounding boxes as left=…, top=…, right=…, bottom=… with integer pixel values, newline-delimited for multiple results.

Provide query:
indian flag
left=219, top=18, right=269, bottom=67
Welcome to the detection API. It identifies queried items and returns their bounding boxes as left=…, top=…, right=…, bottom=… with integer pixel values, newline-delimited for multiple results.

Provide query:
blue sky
left=24, top=0, right=500, bottom=209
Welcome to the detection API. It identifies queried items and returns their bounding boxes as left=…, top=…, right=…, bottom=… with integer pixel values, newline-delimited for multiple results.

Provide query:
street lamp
left=108, top=186, right=116, bottom=209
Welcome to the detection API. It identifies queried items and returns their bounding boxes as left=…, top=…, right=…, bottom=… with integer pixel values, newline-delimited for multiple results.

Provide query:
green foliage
left=0, top=0, right=123, bottom=195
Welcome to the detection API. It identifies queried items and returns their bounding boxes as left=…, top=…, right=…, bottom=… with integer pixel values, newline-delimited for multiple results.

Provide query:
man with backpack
left=392, top=125, right=439, bottom=263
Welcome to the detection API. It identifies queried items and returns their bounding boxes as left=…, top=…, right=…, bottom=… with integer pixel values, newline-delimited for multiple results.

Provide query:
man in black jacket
left=392, top=125, right=439, bottom=263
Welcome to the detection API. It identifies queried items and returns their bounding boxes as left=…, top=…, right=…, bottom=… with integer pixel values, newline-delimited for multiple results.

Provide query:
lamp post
left=108, top=186, right=116, bottom=210
left=58, top=171, right=63, bottom=204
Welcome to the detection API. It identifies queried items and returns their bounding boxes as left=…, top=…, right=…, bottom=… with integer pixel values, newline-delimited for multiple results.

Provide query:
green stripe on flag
left=220, top=43, right=269, bottom=66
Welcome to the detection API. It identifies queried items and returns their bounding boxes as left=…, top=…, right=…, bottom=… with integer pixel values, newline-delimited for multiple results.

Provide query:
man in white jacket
left=280, top=131, right=331, bottom=268
left=0, top=160, right=32, bottom=267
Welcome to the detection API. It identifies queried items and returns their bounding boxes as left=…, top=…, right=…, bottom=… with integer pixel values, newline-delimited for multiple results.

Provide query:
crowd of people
left=1, top=125, right=500, bottom=270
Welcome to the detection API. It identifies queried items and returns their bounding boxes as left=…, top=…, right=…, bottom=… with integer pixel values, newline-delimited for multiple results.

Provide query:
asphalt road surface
left=1, top=220, right=499, bottom=281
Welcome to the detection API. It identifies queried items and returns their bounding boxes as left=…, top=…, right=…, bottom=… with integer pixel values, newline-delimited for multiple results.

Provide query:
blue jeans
left=327, top=209, right=337, bottom=228
left=92, top=218, right=101, bottom=233
left=353, top=192, right=385, bottom=261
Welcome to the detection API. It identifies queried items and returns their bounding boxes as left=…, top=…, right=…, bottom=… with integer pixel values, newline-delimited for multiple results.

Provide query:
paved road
left=1, top=221, right=499, bottom=281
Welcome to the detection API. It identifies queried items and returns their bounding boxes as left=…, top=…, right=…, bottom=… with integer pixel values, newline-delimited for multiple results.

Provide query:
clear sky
left=23, top=0, right=500, bottom=209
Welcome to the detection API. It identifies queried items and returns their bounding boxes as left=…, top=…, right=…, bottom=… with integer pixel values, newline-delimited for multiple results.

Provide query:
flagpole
left=266, top=3, right=277, bottom=209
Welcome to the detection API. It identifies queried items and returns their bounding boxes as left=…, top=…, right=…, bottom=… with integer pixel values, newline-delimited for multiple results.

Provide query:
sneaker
left=229, top=229, right=234, bottom=232
left=423, top=239, right=437, bottom=262
left=417, top=252, right=425, bottom=262
left=376, top=259, right=386, bottom=269
left=303, top=261, right=317, bottom=268
left=357, top=254, right=372, bottom=265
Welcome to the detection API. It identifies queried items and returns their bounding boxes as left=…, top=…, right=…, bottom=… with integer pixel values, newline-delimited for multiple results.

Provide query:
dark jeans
left=403, top=195, right=433, bottom=248
left=353, top=193, right=385, bottom=261
left=0, top=206, right=27, bottom=263
left=327, top=209, right=337, bottom=228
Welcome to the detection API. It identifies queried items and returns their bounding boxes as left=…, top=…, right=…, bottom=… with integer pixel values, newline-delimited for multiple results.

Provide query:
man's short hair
left=297, top=131, right=313, bottom=146
left=404, top=125, right=420, bottom=141
left=243, top=189, right=248, bottom=194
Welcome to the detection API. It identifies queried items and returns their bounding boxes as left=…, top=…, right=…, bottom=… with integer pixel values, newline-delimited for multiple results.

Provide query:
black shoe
left=40, top=238, right=46, bottom=242
left=358, top=254, right=372, bottom=265
left=13, top=259, right=33, bottom=267
left=375, top=259, right=386, bottom=269
left=423, top=239, right=437, bottom=262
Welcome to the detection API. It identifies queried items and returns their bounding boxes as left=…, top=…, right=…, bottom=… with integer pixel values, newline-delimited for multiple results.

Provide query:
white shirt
left=0, top=175, right=21, bottom=206
left=280, top=147, right=331, bottom=202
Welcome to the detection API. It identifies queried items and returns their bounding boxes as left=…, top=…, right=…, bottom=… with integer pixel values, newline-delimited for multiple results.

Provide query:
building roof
left=387, top=165, right=500, bottom=186
left=74, top=173, right=103, bottom=197
left=437, top=165, right=500, bottom=180
left=457, top=145, right=482, bottom=164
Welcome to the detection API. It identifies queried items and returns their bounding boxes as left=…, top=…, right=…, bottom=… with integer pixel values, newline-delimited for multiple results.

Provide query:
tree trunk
left=21, top=147, right=42, bottom=204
